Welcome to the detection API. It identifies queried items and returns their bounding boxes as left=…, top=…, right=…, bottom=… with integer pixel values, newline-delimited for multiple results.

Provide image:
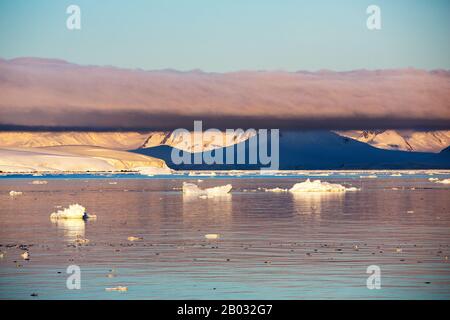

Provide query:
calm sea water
left=0, top=172, right=449, bottom=299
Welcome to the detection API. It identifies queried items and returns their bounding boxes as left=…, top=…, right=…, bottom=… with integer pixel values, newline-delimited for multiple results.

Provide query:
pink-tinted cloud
left=0, top=57, right=449, bottom=130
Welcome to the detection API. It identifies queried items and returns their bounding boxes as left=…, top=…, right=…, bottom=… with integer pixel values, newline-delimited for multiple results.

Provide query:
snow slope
left=0, top=145, right=169, bottom=173
left=337, top=130, right=450, bottom=153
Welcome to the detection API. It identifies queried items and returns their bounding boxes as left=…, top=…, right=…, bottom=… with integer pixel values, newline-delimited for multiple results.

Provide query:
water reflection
left=51, top=219, right=86, bottom=241
left=291, top=192, right=344, bottom=215
left=182, top=194, right=232, bottom=227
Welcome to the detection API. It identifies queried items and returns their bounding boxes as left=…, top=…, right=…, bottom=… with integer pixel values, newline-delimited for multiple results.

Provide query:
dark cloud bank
left=1, top=57, right=449, bottom=131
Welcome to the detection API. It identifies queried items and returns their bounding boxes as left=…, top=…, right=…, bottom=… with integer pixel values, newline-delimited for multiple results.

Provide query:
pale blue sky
left=0, top=0, right=449, bottom=72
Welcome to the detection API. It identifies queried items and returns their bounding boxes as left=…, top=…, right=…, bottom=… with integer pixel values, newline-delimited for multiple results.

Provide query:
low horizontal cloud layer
left=1, top=58, right=449, bottom=130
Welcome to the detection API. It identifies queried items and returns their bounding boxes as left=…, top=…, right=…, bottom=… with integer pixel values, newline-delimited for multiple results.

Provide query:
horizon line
left=2, top=56, right=450, bottom=75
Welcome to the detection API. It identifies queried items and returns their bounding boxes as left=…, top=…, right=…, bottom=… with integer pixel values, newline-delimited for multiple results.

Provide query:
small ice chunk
left=182, top=182, right=232, bottom=196
left=9, top=191, right=23, bottom=197
left=289, top=179, right=347, bottom=193
left=436, top=179, right=450, bottom=184
left=50, top=204, right=96, bottom=220
left=105, top=286, right=128, bottom=292
left=429, top=178, right=439, bottom=181
left=30, top=180, right=48, bottom=185
left=137, top=166, right=172, bottom=176
left=127, top=236, right=142, bottom=241
left=390, top=173, right=402, bottom=177
left=264, top=187, right=288, bottom=193
left=205, top=234, right=220, bottom=240
left=360, top=175, right=377, bottom=179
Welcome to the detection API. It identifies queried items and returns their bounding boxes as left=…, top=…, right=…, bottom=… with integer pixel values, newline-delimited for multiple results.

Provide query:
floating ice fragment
left=264, top=187, right=288, bottom=193
left=105, top=286, right=128, bottom=292
left=360, top=175, right=377, bottom=179
left=9, top=191, right=23, bottom=197
left=127, top=236, right=142, bottom=241
left=182, top=182, right=232, bottom=196
left=205, top=234, right=220, bottom=240
left=429, top=178, right=439, bottom=181
left=390, top=173, right=402, bottom=177
left=137, top=166, right=172, bottom=176
left=21, top=251, right=29, bottom=260
left=50, top=204, right=96, bottom=220
left=30, top=180, right=48, bottom=185
left=289, top=179, right=350, bottom=193
left=435, top=179, right=450, bottom=184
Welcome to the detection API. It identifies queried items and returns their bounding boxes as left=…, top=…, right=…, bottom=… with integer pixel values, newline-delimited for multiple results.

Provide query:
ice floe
left=188, top=171, right=217, bottom=177
left=105, top=286, right=128, bottom=292
left=205, top=234, right=220, bottom=240
left=289, top=179, right=357, bottom=193
left=182, top=182, right=232, bottom=196
left=435, top=179, right=450, bottom=184
left=127, top=236, right=143, bottom=241
left=30, top=180, right=48, bottom=185
left=50, top=204, right=96, bottom=220
left=9, top=191, right=23, bottom=197
left=264, top=187, right=288, bottom=193
left=21, top=251, right=29, bottom=260
left=137, top=166, right=172, bottom=176
left=360, top=175, right=377, bottom=179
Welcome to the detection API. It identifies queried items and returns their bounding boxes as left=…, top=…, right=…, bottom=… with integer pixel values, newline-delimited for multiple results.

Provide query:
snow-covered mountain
left=0, top=131, right=253, bottom=153
left=1, top=130, right=449, bottom=171
left=135, top=131, right=450, bottom=170
left=336, top=130, right=450, bottom=153
left=140, top=131, right=254, bottom=152
left=0, top=132, right=149, bottom=150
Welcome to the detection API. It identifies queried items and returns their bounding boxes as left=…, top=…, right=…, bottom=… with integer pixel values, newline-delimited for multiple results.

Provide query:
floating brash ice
left=182, top=182, right=232, bottom=196
left=289, top=179, right=356, bottom=193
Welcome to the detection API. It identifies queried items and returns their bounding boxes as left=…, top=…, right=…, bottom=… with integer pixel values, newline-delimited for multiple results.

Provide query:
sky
left=0, top=0, right=449, bottom=72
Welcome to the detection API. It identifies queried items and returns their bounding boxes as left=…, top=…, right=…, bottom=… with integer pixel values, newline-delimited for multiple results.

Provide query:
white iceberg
left=289, top=179, right=351, bottom=193
left=9, top=190, right=23, bottom=197
left=182, top=182, right=232, bottom=196
left=50, top=204, right=96, bottom=220
left=436, top=179, right=450, bottom=184
left=264, top=187, right=288, bottom=193
left=137, top=166, right=172, bottom=176
left=360, top=175, right=377, bottom=179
